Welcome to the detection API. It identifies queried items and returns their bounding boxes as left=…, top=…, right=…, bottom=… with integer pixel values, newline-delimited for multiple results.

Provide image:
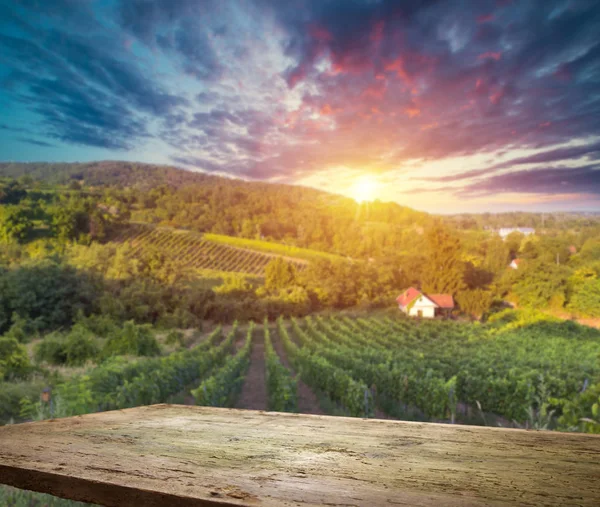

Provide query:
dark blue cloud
left=119, top=0, right=222, bottom=80
left=16, top=137, right=55, bottom=148
left=0, top=2, right=185, bottom=150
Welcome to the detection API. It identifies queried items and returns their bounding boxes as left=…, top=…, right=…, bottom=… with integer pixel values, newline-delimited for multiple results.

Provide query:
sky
left=1, top=0, right=600, bottom=213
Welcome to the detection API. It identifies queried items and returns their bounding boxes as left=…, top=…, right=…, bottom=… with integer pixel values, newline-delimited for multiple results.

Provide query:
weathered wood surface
left=0, top=405, right=599, bottom=506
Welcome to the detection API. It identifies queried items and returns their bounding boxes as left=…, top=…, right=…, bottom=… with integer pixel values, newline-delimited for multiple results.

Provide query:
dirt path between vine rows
left=235, top=334, right=268, bottom=411
left=271, top=327, right=325, bottom=415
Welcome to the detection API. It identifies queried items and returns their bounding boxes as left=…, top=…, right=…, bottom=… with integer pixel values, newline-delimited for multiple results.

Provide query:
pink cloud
left=309, top=24, right=333, bottom=42
left=489, top=89, right=504, bottom=104
left=477, top=14, right=495, bottom=23
left=330, top=52, right=373, bottom=75
left=478, top=51, right=502, bottom=61
left=384, top=56, right=413, bottom=87
left=370, top=20, right=385, bottom=47
left=361, top=80, right=387, bottom=100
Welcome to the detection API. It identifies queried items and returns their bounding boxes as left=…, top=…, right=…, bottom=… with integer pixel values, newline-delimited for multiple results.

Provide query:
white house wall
left=409, top=305, right=436, bottom=318
left=408, top=295, right=438, bottom=318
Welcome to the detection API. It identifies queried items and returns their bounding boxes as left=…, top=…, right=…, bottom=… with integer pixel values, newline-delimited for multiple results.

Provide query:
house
left=498, top=227, right=535, bottom=240
left=568, top=245, right=577, bottom=254
left=509, top=258, right=522, bottom=269
left=396, top=287, right=454, bottom=318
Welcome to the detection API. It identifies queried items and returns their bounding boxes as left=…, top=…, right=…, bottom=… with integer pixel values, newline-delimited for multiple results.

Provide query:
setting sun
left=350, top=175, right=380, bottom=203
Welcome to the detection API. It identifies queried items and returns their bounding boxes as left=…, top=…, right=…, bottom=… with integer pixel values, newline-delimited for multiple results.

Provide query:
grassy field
left=203, top=233, right=347, bottom=263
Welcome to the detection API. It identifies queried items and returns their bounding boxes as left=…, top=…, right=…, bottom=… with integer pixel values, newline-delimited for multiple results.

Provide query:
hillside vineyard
left=110, top=223, right=308, bottom=275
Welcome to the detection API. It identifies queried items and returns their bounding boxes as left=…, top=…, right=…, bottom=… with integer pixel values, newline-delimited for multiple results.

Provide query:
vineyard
left=3, top=310, right=600, bottom=505
left=30, top=312, right=600, bottom=432
left=108, top=223, right=309, bottom=275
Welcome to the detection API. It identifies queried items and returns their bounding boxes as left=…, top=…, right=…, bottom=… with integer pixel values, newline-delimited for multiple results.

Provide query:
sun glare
left=350, top=175, right=380, bottom=203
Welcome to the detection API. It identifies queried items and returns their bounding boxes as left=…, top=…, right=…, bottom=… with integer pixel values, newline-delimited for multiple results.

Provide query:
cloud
left=119, top=0, right=222, bottom=80
left=460, top=164, right=600, bottom=196
left=418, top=140, right=600, bottom=183
left=1, top=0, right=600, bottom=211
left=16, top=137, right=55, bottom=148
left=0, top=5, right=185, bottom=150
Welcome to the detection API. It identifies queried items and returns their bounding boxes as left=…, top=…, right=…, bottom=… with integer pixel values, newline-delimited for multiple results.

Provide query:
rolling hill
left=0, top=161, right=431, bottom=261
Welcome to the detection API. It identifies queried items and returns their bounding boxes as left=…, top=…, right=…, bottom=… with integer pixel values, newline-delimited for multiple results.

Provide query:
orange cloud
left=384, top=56, right=412, bottom=86
left=404, top=106, right=421, bottom=118
left=421, top=122, right=439, bottom=131
left=320, top=104, right=333, bottom=115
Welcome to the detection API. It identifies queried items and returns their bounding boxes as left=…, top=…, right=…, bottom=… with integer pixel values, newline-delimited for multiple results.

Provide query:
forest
left=1, top=161, right=600, bottom=504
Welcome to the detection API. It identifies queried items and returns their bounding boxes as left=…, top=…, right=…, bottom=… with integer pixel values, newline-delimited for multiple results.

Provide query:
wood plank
left=0, top=404, right=599, bottom=506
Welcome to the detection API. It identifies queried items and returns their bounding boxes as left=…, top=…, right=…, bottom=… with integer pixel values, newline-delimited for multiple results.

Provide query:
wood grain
left=0, top=404, right=599, bottom=506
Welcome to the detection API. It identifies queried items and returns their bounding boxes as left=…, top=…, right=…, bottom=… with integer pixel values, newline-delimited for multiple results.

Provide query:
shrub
left=0, top=380, right=45, bottom=424
left=34, top=333, right=68, bottom=365
left=3, top=313, right=37, bottom=343
left=0, top=337, right=31, bottom=380
left=102, top=321, right=160, bottom=358
left=165, top=330, right=185, bottom=347
left=64, top=325, right=99, bottom=365
left=0, top=260, right=99, bottom=334
left=75, top=312, right=118, bottom=337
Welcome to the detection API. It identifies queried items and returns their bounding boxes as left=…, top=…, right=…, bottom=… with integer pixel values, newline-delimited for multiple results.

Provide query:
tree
left=456, top=289, right=493, bottom=320
left=520, top=239, right=540, bottom=260
left=421, top=223, right=465, bottom=296
left=511, top=260, right=569, bottom=309
left=0, top=337, right=31, bottom=380
left=580, top=238, right=600, bottom=262
left=0, top=180, right=27, bottom=205
left=568, top=278, right=600, bottom=317
left=505, top=231, right=524, bottom=258
left=484, top=236, right=510, bottom=274
left=0, top=259, right=98, bottom=334
left=265, top=258, right=297, bottom=291
left=0, top=205, right=33, bottom=244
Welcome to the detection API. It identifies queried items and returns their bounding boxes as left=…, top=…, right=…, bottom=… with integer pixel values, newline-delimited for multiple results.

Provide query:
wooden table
left=0, top=404, right=599, bottom=506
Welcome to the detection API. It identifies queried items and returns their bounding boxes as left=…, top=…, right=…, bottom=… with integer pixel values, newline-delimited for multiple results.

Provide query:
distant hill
left=0, top=161, right=213, bottom=189
left=0, top=161, right=431, bottom=259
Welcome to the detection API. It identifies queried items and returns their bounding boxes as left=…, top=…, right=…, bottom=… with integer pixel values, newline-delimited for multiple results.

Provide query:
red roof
left=512, top=258, right=522, bottom=265
left=428, top=294, right=455, bottom=309
left=396, top=287, right=421, bottom=307
left=397, top=288, right=454, bottom=309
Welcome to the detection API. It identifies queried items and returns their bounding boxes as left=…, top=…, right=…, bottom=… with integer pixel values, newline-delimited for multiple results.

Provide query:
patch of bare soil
left=271, top=327, right=325, bottom=415
left=235, top=335, right=267, bottom=411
